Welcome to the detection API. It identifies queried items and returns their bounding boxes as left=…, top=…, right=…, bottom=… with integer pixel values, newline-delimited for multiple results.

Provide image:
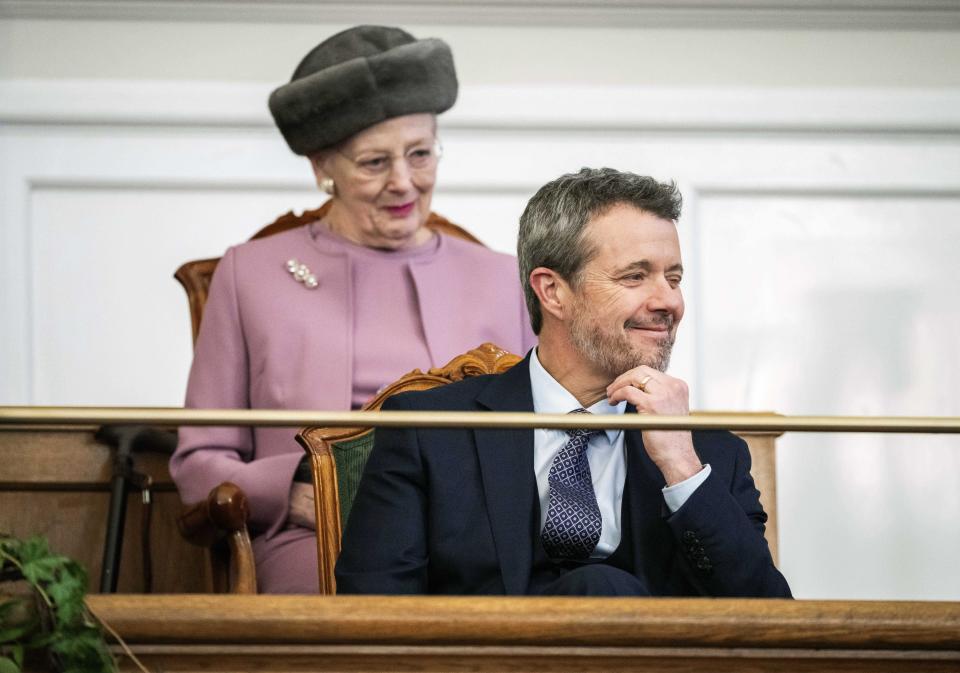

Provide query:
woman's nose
left=385, top=158, right=415, bottom=192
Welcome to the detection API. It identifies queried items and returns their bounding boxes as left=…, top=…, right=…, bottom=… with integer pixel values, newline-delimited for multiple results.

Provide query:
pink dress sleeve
left=169, top=246, right=302, bottom=537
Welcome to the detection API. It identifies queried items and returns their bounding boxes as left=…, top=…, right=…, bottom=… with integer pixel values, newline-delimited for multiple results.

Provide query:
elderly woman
left=170, top=26, right=535, bottom=593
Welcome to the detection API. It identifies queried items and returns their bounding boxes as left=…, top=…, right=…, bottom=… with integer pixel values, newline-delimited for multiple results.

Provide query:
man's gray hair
left=517, top=167, right=682, bottom=334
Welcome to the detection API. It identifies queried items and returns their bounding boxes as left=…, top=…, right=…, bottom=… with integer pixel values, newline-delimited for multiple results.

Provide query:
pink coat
left=170, top=225, right=536, bottom=592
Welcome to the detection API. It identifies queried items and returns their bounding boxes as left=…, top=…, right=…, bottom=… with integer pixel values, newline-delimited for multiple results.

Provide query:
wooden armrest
left=176, top=482, right=257, bottom=593
left=177, top=482, right=250, bottom=547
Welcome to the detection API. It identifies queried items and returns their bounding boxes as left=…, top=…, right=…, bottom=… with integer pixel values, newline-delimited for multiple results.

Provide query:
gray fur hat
left=268, top=25, right=458, bottom=156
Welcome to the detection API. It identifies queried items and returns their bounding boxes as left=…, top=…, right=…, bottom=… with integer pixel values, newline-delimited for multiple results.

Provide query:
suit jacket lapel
left=474, top=355, right=537, bottom=595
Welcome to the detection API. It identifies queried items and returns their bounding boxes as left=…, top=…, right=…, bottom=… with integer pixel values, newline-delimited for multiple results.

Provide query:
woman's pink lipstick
left=385, top=202, right=416, bottom=217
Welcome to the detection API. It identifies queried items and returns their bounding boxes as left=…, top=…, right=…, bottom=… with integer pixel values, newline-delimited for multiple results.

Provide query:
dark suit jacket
left=336, top=355, right=791, bottom=597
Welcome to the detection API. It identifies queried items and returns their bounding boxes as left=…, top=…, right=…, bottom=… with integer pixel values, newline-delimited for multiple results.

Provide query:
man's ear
left=529, top=267, right=570, bottom=324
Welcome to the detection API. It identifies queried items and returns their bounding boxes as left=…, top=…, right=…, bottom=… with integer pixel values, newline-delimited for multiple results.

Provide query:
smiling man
left=336, top=168, right=791, bottom=597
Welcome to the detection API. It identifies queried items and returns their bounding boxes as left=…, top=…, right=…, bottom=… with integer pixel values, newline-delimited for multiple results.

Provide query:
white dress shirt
left=529, top=348, right=711, bottom=558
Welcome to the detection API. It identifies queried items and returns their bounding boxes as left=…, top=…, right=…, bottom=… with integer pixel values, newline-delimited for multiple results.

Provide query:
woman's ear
left=309, top=153, right=336, bottom=195
left=309, top=153, right=327, bottom=181
left=529, top=267, right=570, bottom=324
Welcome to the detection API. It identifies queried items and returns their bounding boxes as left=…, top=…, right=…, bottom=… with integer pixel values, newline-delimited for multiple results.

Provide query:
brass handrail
left=1, top=406, right=959, bottom=433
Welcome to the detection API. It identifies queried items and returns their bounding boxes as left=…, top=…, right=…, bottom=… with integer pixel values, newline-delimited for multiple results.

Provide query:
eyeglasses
left=337, top=139, right=442, bottom=180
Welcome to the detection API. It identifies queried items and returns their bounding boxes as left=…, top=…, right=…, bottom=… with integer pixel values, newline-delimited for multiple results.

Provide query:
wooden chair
left=173, top=201, right=484, bottom=593
left=296, top=342, right=521, bottom=594
left=296, top=343, right=782, bottom=595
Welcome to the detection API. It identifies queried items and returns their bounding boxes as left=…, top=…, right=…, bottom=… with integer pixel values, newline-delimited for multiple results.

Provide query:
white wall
left=2, top=2, right=959, bottom=601
left=4, top=17, right=960, bottom=87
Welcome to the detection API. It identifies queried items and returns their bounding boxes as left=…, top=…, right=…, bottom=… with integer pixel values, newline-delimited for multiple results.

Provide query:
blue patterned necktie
left=541, top=408, right=602, bottom=560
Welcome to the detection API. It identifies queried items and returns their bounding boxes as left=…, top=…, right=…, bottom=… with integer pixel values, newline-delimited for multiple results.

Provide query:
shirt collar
left=529, top=347, right=625, bottom=443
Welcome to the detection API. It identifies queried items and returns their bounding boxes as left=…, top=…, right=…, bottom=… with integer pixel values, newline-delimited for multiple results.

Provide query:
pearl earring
left=319, top=177, right=336, bottom=195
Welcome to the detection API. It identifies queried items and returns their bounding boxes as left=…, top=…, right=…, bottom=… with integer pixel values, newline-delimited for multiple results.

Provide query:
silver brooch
left=286, top=258, right=318, bottom=289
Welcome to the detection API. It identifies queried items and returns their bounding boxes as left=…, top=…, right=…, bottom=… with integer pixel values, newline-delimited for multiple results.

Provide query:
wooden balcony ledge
left=86, top=595, right=960, bottom=672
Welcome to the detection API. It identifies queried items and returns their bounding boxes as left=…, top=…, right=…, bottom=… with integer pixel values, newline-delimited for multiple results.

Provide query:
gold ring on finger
left=637, top=375, right=653, bottom=392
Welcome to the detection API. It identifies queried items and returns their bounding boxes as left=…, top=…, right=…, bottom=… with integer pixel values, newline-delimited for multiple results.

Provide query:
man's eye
left=668, top=276, right=683, bottom=287
left=622, top=273, right=646, bottom=283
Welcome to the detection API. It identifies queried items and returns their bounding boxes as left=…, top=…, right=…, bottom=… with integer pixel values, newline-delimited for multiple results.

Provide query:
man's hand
left=606, top=365, right=702, bottom=486
left=288, top=481, right=317, bottom=530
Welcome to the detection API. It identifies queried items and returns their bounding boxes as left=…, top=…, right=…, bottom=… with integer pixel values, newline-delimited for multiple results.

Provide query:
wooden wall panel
left=0, top=427, right=211, bottom=593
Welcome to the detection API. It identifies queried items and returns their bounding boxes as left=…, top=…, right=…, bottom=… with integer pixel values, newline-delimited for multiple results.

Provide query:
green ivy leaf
left=20, top=556, right=62, bottom=587
left=0, top=537, right=18, bottom=557
left=0, top=536, right=113, bottom=673
left=0, top=599, right=37, bottom=644
left=25, top=631, right=55, bottom=649
left=50, top=628, right=115, bottom=673
left=0, top=624, right=34, bottom=645
left=10, top=643, right=23, bottom=667
left=11, top=538, right=49, bottom=568
left=45, top=574, right=87, bottom=626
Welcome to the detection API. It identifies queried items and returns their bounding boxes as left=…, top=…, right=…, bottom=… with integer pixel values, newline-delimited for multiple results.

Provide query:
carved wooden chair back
left=296, top=343, right=522, bottom=594
left=296, top=345, right=782, bottom=594
left=174, top=201, right=483, bottom=343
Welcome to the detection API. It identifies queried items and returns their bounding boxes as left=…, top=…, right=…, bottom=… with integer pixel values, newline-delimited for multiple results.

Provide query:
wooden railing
left=6, top=408, right=960, bottom=672
left=3, top=406, right=960, bottom=432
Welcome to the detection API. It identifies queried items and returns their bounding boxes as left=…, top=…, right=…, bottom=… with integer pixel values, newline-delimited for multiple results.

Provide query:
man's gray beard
left=569, top=308, right=674, bottom=379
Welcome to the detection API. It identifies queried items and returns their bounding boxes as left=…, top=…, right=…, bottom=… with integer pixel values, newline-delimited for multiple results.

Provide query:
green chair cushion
left=331, top=430, right=376, bottom=530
